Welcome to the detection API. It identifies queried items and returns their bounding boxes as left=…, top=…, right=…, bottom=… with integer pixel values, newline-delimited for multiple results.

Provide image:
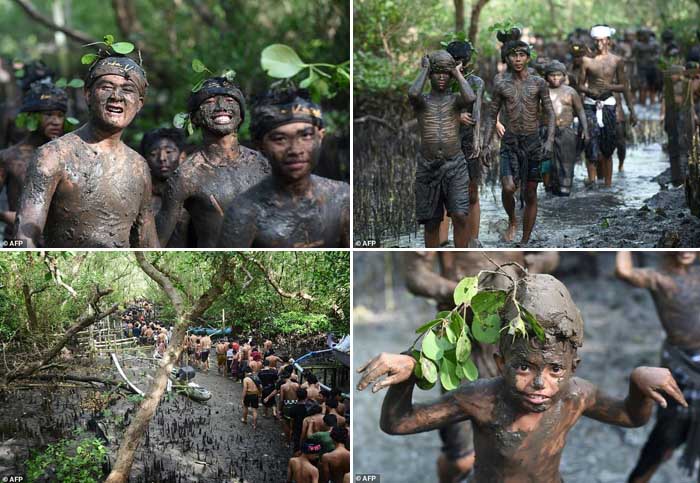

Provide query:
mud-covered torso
left=37, top=133, right=148, bottom=247
left=651, top=266, right=700, bottom=350
left=469, top=379, right=586, bottom=483
left=584, top=54, right=623, bottom=99
left=634, top=40, right=661, bottom=65
left=494, top=73, right=548, bottom=135
left=152, top=182, right=191, bottom=248
left=549, top=86, right=578, bottom=127
left=178, top=145, right=270, bottom=247
left=0, top=142, right=36, bottom=210
left=224, top=174, right=349, bottom=248
left=416, top=93, right=464, bottom=159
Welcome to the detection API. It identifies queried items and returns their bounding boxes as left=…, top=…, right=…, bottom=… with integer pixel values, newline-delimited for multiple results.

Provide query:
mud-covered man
left=15, top=56, right=157, bottom=248
left=483, top=40, right=555, bottom=245
left=358, top=274, right=687, bottom=483
left=616, top=252, right=700, bottom=482
left=408, top=50, right=476, bottom=248
left=157, top=77, right=269, bottom=247
left=543, top=61, right=589, bottom=196
left=405, top=251, right=559, bottom=482
left=579, top=25, right=637, bottom=187
left=0, top=82, right=67, bottom=237
left=218, top=88, right=349, bottom=248
left=446, top=41, right=484, bottom=246
left=140, top=128, right=190, bottom=247
left=633, top=27, right=661, bottom=106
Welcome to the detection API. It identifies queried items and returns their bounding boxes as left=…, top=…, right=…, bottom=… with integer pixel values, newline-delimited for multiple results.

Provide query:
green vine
left=411, top=265, right=545, bottom=391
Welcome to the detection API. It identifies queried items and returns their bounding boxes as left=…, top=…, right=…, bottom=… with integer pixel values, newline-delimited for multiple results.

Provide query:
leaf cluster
left=26, top=436, right=107, bottom=483
left=80, top=34, right=136, bottom=67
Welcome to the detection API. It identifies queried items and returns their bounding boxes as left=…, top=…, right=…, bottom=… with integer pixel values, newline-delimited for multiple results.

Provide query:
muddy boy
left=358, top=274, right=686, bottom=483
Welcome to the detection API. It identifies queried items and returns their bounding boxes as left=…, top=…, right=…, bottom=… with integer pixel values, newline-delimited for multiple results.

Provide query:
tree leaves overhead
left=261, top=44, right=307, bottom=78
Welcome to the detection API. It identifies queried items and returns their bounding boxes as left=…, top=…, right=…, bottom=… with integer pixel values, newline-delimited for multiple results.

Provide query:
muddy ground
left=0, top=347, right=292, bottom=482
left=381, top=104, right=700, bottom=248
left=353, top=252, right=696, bottom=483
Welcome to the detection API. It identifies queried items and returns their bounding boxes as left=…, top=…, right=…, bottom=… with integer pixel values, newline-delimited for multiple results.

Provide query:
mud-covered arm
left=617, top=60, right=638, bottom=125
left=482, top=85, right=503, bottom=150
left=408, top=56, right=430, bottom=109
left=540, top=81, right=556, bottom=151
left=583, top=367, right=687, bottom=428
left=615, top=251, right=672, bottom=290
left=156, top=173, right=187, bottom=246
left=471, top=77, right=484, bottom=153
left=132, top=169, right=160, bottom=248
left=572, top=92, right=590, bottom=141
left=217, top=200, right=257, bottom=248
left=577, top=59, right=590, bottom=96
left=405, top=252, right=456, bottom=305
left=453, top=63, right=477, bottom=107
left=15, top=144, right=62, bottom=247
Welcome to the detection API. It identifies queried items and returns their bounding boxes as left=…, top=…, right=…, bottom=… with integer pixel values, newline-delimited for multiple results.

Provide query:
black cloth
left=415, top=151, right=470, bottom=224
left=259, top=368, right=278, bottom=407
left=243, top=394, right=259, bottom=408
left=584, top=104, right=617, bottom=161
left=86, top=56, right=147, bottom=96
left=499, top=132, right=543, bottom=183
left=187, top=77, right=245, bottom=119
left=20, top=82, right=68, bottom=113
left=548, top=126, right=578, bottom=195
left=288, top=402, right=309, bottom=452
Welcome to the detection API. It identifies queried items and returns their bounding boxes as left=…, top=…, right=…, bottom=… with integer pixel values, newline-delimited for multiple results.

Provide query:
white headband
left=590, top=25, right=615, bottom=39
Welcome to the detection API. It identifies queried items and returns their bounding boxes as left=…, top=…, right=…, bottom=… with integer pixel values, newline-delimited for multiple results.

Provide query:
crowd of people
left=410, top=24, right=700, bottom=247
left=0, top=47, right=349, bottom=248
left=179, top=336, right=351, bottom=483
left=120, top=299, right=173, bottom=357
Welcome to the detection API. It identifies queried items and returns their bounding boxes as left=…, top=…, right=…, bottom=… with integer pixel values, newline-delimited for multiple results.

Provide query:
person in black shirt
left=288, top=387, right=309, bottom=453
left=258, top=358, right=279, bottom=418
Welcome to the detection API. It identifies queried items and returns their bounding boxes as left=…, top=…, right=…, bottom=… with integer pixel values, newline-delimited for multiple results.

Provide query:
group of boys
left=359, top=251, right=700, bottom=483
left=0, top=52, right=349, bottom=248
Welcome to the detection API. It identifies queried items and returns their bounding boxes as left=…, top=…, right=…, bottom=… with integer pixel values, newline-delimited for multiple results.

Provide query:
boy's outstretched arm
left=583, top=366, right=687, bottom=428
left=615, top=251, right=674, bottom=291
left=357, top=352, right=470, bottom=435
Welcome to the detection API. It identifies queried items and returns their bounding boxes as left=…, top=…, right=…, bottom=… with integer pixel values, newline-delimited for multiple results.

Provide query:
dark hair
left=306, top=373, right=318, bottom=385
left=307, top=402, right=323, bottom=416
left=330, top=426, right=348, bottom=445
left=323, top=414, right=338, bottom=428
left=326, top=399, right=338, bottom=409
left=296, top=387, right=308, bottom=400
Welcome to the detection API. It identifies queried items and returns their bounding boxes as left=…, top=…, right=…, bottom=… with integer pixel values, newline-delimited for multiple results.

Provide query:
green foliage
left=15, top=112, right=41, bottom=131
left=26, top=436, right=107, bottom=483
left=263, top=312, right=332, bottom=335
left=412, top=269, right=545, bottom=391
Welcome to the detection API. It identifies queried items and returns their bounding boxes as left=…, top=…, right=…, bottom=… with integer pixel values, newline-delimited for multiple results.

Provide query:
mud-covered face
left=85, top=74, right=143, bottom=131
left=496, top=337, right=577, bottom=413
left=146, top=138, right=181, bottom=181
left=261, top=121, right=324, bottom=183
left=594, top=37, right=610, bottom=52
left=39, top=110, right=65, bottom=139
left=675, top=252, right=697, bottom=266
left=546, top=72, right=565, bottom=88
left=429, top=68, right=451, bottom=92
left=193, top=94, right=241, bottom=135
left=507, top=50, right=529, bottom=72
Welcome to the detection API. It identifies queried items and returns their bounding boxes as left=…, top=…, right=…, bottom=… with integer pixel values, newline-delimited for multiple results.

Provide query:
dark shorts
left=461, top=125, right=482, bottom=183
left=187, top=348, right=194, bottom=355
left=200, top=350, right=209, bottom=362
left=244, top=394, right=259, bottom=408
left=499, top=132, right=542, bottom=183
left=415, top=151, right=470, bottom=224
left=584, top=103, right=617, bottom=161
left=283, top=401, right=296, bottom=420
left=549, top=126, right=578, bottom=192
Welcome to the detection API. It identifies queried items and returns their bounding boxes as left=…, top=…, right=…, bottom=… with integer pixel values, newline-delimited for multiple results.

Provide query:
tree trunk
left=21, top=283, right=39, bottom=329
left=105, top=253, right=231, bottom=483
left=2, top=287, right=116, bottom=386
left=454, top=0, right=465, bottom=33
left=468, top=0, right=491, bottom=46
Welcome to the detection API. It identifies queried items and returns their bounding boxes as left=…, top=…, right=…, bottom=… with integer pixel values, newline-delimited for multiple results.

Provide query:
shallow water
left=383, top=104, right=679, bottom=248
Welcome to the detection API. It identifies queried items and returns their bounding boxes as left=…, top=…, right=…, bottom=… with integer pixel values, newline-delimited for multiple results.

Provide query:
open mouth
left=284, top=160, right=307, bottom=170
left=522, top=393, right=551, bottom=405
left=213, top=114, right=232, bottom=125
left=105, top=105, right=124, bottom=115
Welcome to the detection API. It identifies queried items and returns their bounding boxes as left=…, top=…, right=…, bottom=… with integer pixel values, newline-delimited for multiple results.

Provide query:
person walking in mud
left=241, top=369, right=261, bottom=429
left=320, top=426, right=350, bottom=483
left=281, top=374, right=301, bottom=444
left=408, top=50, right=477, bottom=248
left=578, top=25, right=638, bottom=188
left=482, top=38, right=555, bottom=245
left=358, top=274, right=688, bottom=483
left=615, top=252, right=700, bottom=482
left=287, top=441, right=321, bottom=483
left=215, top=338, right=227, bottom=375
left=0, top=82, right=68, bottom=238
left=157, top=77, right=270, bottom=247
left=140, top=128, right=191, bottom=247
left=14, top=55, right=158, bottom=247
left=218, top=88, right=350, bottom=248
left=200, top=333, right=212, bottom=373
left=543, top=61, right=590, bottom=196
left=446, top=40, right=484, bottom=247
left=258, top=358, right=279, bottom=418
left=633, top=28, right=661, bottom=106
left=405, top=251, right=559, bottom=482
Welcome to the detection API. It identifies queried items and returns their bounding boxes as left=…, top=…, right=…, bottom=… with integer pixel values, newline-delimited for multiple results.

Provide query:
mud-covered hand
left=460, top=112, right=475, bottom=126
left=629, top=111, right=638, bottom=127
left=357, top=353, right=416, bottom=393
left=631, top=366, right=688, bottom=409
left=421, top=55, right=430, bottom=70
left=452, top=61, right=464, bottom=77
left=496, top=121, right=506, bottom=138
left=543, top=140, right=554, bottom=159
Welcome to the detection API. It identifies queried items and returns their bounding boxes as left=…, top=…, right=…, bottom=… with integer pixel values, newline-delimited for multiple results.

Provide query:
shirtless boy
left=241, top=370, right=260, bottom=429
left=320, top=426, right=350, bottom=483
left=408, top=50, right=476, bottom=248
left=287, top=441, right=321, bottom=483
left=358, top=274, right=686, bottom=483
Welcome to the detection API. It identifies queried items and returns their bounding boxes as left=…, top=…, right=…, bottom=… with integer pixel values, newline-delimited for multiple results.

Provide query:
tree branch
left=468, top=0, right=491, bottom=46
left=183, top=0, right=227, bottom=31
left=133, top=252, right=185, bottom=317
left=11, top=0, right=96, bottom=44
left=2, top=287, right=117, bottom=385
left=21, top=282, right=39, bottom=330
left=23, top=373, right=139, bottom=394
left=239, top=253, right=314, bottom=301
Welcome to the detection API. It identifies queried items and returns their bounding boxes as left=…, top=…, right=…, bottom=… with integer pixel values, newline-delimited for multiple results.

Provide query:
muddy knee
left=450, top=213, right=469, bottom=226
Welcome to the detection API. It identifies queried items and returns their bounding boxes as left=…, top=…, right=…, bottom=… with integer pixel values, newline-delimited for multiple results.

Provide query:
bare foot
left=241, top=418, right=247, bottom=424
left=504, top=222, right=518, bottom=242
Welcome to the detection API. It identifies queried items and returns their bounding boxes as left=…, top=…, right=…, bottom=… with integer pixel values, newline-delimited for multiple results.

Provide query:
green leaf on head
left=111, top=42, right=135, bottom=55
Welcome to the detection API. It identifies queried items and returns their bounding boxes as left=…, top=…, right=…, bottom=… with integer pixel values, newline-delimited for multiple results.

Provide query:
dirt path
left=353, top=252, right=695, bottom=483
